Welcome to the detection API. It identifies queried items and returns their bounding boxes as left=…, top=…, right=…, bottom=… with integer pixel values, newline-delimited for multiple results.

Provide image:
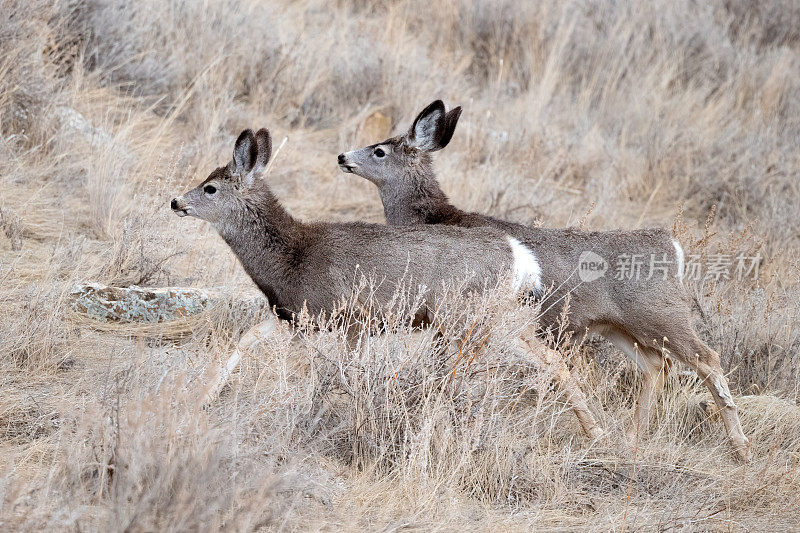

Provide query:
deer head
left=338, top=100, right=461, bottom=191
left=171, top=128, right=272, bottom=227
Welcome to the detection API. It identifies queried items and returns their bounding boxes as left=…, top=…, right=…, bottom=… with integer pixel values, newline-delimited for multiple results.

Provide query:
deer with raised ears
left=338, top=101, right=751, bottom=461
left=171, top=127, right=603, bottom=440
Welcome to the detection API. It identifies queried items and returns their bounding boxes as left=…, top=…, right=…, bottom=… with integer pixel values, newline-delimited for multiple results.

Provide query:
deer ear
left=254, top=128, right=272, bottom=171
left=233, top=129, right=258, bottom=173
left=436, top=106, right=462, bottom=150
left=406, top=100, right=445, bottom=151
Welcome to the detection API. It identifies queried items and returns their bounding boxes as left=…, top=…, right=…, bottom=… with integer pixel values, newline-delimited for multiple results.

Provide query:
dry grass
left=1, top=0, right=799, bottom=530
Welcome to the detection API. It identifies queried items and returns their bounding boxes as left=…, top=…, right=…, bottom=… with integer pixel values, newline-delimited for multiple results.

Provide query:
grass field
left=1, top=0, right=799, bottom=530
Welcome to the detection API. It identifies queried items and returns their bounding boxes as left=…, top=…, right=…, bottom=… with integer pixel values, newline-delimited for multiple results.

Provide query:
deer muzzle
left=337, top=152, right=356, bottom=173
left=170, top=196, right=191, bottom=217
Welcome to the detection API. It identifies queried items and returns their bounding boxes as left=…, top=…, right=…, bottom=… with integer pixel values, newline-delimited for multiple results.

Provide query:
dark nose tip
left=338, top=153, right=345, bottom=164
left=170, top=198, right=178, bottom=210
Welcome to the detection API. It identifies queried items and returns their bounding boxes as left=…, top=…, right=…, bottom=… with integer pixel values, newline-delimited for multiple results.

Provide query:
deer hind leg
left=203, top=316, right=279, bottom=405
left=676, top=335, right=751, bottom=462
left=517, top=327, right=604, bottom=441
left=600, top=327, right=670, bottom=444
left=630, top=350, right=670, bottom=444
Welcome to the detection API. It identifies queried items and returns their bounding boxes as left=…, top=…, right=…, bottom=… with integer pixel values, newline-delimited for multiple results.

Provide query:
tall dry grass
left=1, top=0, right=799, bottom=530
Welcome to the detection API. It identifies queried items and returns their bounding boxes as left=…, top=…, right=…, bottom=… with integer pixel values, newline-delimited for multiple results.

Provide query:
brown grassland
left=1, top=0, right=799, bottom=530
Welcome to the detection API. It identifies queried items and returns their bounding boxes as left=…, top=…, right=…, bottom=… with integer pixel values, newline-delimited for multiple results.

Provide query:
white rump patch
left=672, top=239, right=685, bottom=282
left=507, top=237, right=542, bottom=294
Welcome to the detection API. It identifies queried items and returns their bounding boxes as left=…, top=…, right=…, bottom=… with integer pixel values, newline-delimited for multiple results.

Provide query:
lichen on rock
left=68, top=283, right=214, bottom=323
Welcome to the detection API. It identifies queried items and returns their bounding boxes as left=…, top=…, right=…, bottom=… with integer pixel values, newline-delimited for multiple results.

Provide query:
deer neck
left=380, top=165, right=465, bottom=226
left=217, top=186, right=303, bottom=308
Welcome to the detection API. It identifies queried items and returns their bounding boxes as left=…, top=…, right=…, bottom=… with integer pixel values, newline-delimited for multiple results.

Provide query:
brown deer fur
left=338, top=101, right=751, bottom=461
left=171, top=128, right=603, bottom=440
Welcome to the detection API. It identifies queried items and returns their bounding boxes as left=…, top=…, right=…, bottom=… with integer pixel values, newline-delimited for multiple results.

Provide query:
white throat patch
left=507, top=236, right=542, bottom=294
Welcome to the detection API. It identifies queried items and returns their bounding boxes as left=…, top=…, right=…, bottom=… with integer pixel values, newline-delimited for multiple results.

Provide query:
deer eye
left=203, top=184, right=217, bottom=195
left=374, top=148, right=386, bottom=158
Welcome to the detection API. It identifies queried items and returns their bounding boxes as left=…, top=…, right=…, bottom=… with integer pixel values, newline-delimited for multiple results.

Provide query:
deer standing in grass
left=171, top=127, right=603, bottom=440
left=338, top=101, right=751, bottom=461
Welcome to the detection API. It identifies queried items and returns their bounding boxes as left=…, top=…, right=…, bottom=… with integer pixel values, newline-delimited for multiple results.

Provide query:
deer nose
left=338, top=153, right=346, bottom=164
left=170, top=198, right=178, bottom=210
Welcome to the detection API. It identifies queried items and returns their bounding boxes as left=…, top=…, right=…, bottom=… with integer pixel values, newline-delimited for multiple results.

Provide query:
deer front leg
left=202, top=316, right=279, bottom=405
left=517, top=329, right=604, bottom=441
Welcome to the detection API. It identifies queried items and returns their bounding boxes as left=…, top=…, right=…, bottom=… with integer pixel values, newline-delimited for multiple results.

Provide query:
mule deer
left=171, top=128, right=603, bottom=440
left=338, top=101, right=751, bottom=461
